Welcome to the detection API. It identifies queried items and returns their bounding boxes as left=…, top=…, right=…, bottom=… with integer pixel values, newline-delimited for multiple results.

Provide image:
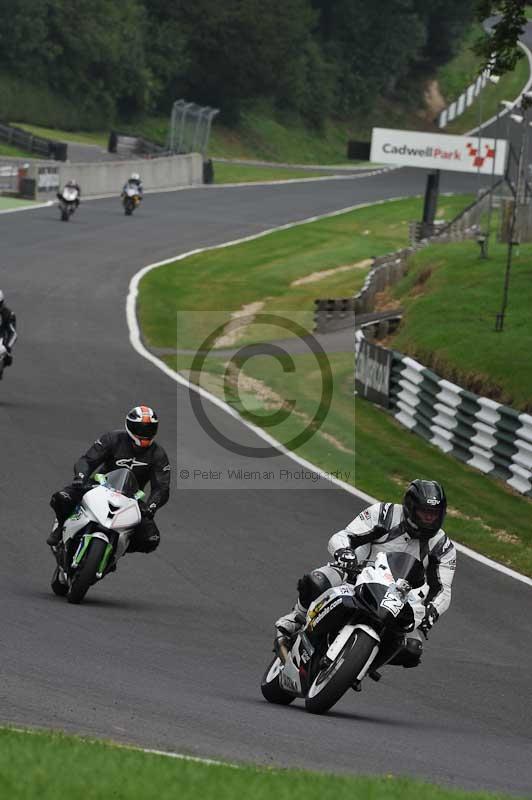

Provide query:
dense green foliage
left=0, top=0, right=482, bottom=127
left=475, top=1, right=527, bottom=74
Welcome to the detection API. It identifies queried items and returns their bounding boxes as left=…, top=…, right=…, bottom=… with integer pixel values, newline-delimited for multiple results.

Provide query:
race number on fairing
left=380, top=589, right=403, bottom=617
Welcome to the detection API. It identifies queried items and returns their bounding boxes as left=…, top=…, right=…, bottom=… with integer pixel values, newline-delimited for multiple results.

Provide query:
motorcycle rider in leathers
left=0, top=289, right=17, bottom=378
left=47, top=406, right=170, bottom=554
left=275, top=480, right=456, bottom=670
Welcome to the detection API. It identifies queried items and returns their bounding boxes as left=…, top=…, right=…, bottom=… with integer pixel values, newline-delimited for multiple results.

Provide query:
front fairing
left=82, top=486, right=141, bottom=531
left=355, top=552, right=425, bottom=631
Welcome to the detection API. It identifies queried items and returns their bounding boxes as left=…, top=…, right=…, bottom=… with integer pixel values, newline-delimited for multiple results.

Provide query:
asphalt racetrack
left=1, top=167, right=531, bottom=795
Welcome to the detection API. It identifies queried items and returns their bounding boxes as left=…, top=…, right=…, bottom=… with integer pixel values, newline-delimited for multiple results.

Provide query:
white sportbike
left=50, top=468, right=145, bottom=604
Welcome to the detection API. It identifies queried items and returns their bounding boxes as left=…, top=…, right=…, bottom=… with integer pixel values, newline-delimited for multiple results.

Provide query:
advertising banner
left=371, top=127, right=508, bottom=175
left=355, top=338, right=391, bottom=408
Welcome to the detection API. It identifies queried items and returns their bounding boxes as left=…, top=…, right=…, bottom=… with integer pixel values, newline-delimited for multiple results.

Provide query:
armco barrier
left=356, top=330, right=532, bottom=498
left=0, top=121, right=67, bottom=160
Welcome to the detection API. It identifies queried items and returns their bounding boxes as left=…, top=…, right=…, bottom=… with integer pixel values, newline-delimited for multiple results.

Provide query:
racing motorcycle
left=261, top=551, right=426, bottom=714
left=122, top=184, right=141, bottom=216
left=50, top=468, right=145, bottom=604
left=57, top=186, right=79, bottom=221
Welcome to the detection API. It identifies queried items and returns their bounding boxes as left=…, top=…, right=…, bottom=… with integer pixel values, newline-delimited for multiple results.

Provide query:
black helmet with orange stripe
left=125, top=406, right=159, bottom=448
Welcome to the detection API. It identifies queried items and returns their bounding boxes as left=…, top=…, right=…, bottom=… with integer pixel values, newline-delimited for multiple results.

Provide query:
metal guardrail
left=0, top=122, right=67, bottom=160
left=107, top=131, right=170, bottom=159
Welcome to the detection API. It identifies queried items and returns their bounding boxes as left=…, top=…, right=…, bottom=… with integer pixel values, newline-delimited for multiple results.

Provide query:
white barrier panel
left=58, top=153, right=203, bottom=198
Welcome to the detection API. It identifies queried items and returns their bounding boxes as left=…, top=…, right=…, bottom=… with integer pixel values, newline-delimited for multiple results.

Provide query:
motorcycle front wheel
left=305, top=629, right=377, bottom=715
left=67, top=538, right=108, bottom=604
left=261, top=656, right=295, bottom=705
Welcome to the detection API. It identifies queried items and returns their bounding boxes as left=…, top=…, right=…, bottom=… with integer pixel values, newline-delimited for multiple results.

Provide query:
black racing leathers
left=0, top=304, right=17, bottom=352
left=74, top=430, right=170, bottom=510
left=51, top=430, right=170, bottom=553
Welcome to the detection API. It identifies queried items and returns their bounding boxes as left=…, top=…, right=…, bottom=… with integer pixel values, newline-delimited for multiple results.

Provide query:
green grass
left=139, top=194, right=471, bottom=350
left=0, top=197, right=38, bottom=210
left=213, top=162, right=341, bottom=183
left=445, top=54, right=530, bottom=134
left=138, top=193, right=532, bottom=575
left=0, top=141, right=34, bottom=158
left=437, top=26, right=486, bottom=101
left=0, top=727, right=523, bottom=800
left=389, top=236, right=532, bottom=411
left=12, top=122, right=108, bottom=147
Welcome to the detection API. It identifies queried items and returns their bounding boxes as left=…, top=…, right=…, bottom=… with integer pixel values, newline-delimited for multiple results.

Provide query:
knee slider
left=403, top=637, right=423, bottom=668
left=297, top=570, right=332, bottom=607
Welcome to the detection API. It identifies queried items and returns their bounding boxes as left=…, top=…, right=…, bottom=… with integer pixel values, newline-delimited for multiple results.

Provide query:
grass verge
left=212, top=162, right=342, bottom=183
left=138, top=194, right=531, bottom=576
left=139, top=194, right=471, bottom=349
left=0, top=727, right=523, bottom=800
left=12, top=122, right=108, bottom=147
left=445, top=53, right=530, bottom=134
left=388, top=235, right=532, bottom=411
left=0, top=197, right=39, bottom=211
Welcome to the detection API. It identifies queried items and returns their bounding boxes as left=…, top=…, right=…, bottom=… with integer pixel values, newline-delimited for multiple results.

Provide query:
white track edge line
left=0, top=200, right=53, bottom=215
left=127, top=200, right=532, bottom=588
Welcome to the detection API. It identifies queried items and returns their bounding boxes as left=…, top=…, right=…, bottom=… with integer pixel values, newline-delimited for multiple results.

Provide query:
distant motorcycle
left=57, top=186, right=79, bottom=222
left=261, top=550, right=426, bottom=714
left=122, top=185, right=141, bottom=216
left=50, top=468, right=145, bottom=604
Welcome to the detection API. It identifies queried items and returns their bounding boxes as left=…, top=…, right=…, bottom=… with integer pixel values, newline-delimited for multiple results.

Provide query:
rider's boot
left=46, top=518, right=63, bottom=547
left=274, top=600, right=307, bottom=654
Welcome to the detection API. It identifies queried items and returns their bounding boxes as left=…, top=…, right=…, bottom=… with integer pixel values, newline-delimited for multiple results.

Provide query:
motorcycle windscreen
left=386, top=552, right=425, bottom=589
left=103, top=468, right=140, bottom=498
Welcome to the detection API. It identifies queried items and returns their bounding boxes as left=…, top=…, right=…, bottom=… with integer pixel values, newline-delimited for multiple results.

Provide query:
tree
left=476, top=0, right=527, bottom=74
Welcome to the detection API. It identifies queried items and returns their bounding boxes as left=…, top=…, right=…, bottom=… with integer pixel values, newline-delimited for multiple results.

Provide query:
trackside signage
left=355, top=338, right=391, bottom=408
left=371, top=128, right=508, bottom=175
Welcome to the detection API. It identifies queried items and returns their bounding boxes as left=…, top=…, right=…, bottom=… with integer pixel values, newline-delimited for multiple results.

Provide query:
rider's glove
left=72, top=473, right=86, bottom=489
left=370, top=524, right=388, bottom=539
left=141, top=501, right=157, bottom=520
left=419, top=603, right=439, bottom=639
left=333, top=547, right=358, bottom=573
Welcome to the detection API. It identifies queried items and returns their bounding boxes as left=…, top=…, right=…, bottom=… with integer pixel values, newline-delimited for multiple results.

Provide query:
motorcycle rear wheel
left=261, top=656, right=295, bottom=705
left=305, top=629, right=377, bottom=715
left=67, top=538, right=108, bottom=604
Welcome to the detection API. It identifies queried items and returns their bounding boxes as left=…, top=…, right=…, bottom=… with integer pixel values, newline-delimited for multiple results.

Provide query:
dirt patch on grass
left=225, top=364, right=353, bottom=454
left=373, top=288, right=402, bottom=313
left=409, top=266, right=433, bottom=297
left=395, top=343, right=527, bottom=410
left=424, top=80, right=446, bottom=117
left=447, top=506, right=523, bottom=543
left=214, top=301, right=265, bottom=348
left=291, top=258, right=372, bottom=287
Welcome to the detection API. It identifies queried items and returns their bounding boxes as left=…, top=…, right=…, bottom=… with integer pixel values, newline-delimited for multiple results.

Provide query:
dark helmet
left=403, top=479, right=446, bottom=539
left=125, top=405, right=159, bottom=448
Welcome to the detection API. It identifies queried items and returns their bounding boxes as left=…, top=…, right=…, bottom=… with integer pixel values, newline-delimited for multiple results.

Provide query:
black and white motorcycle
left=50, top=468, right=145, bottom=604
left=261, top=551, right=426, bottom=714
left=57, top=186, right=79, bottom=221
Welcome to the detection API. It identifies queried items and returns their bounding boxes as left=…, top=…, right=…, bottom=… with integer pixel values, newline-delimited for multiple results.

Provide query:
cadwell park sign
left=371, top=127, right=508, bottom=176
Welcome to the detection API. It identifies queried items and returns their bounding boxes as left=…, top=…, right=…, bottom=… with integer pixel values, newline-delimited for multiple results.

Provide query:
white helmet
left=130, top=173, right=140, bottom=182
left=0, top=290, right=4, bottom=307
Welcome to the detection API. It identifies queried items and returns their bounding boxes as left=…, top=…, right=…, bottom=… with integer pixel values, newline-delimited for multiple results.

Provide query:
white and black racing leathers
left=276, top=501, right=457, bottom=666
